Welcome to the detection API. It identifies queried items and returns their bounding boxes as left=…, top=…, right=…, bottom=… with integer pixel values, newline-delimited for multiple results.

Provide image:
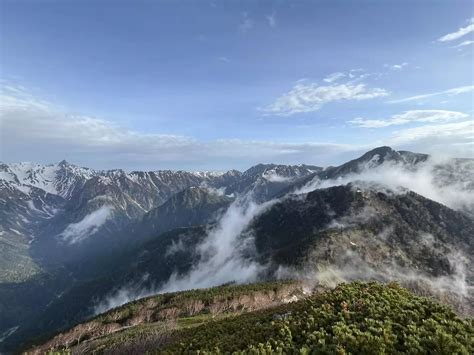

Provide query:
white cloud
left=60, top=206, right=113, bottom=244
left=453, top=40, right=474, bottom=48
left=238, top=13, right=254, bottom=33
left=387, top=85, right=474, bottom=104
left=385, top=62, right=408, bottom=71
left=349, top=110, right=468, bottom=128
left=261, top=83, right=388, bottom=116
left=262, top=171, right=292, bottom=182
left=0, top=91, right=195, bottom=155
left=217, top=56, right=230, bottom=63
left=323, top=69, right=372, bottom=83
left=159, top=197, right=277, bottom=292
left=266, top=12, right=276, bottom=28
left=323, top=72, right=346, bottom=83
left=438, top=18, right=474, bottom=42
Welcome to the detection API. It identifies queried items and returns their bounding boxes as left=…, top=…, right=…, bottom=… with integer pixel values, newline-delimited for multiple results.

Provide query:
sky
left=0, top=0, right=473, bottom=171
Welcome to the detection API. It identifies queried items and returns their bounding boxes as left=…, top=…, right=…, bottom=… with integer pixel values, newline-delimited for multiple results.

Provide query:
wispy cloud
left=261, top=82, right=388, bottom=116
left=384, top=62, right=408, bottom=71
left=438, top=18, right=474, bottom=42
left=266, top=12, right=276, bottom=28
left=387, top=85, right=474, bottom=104
left=349, top=110, right=468, bottom=128
left=238, top=12, right=254, bottom=33
left=323, top=72, right=346, bottom=83
left=453, top=40, right=474, bottom=48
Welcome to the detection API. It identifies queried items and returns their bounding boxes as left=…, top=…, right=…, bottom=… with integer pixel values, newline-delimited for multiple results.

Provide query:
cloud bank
left=0, top=86, right=353, bottom=170
left=1, top=84, right=471, bottom=171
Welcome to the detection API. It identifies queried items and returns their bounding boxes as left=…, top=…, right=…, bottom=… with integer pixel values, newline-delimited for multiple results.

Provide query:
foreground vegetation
left=28, top=280, right=304, bottom=354
left=30, top=281, right=473, bottom=354
left=161, top=282, right=473, bottom=354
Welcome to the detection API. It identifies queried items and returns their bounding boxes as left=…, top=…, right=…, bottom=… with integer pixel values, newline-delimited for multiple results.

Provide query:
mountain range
left=0, top=146, right=473, bottom=352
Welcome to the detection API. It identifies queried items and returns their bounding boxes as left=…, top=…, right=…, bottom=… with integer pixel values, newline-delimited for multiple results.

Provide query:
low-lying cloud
left=60, top=205, right=113, bottom=244
left=158, top=196, right=277, bottom=292
left=277, top=247, right=472, bottom=315
left=298, top=157, right=474, bottom=214
left=94, top=195, right=278, bottom=313
left=94, top=274, right=153, bottom=315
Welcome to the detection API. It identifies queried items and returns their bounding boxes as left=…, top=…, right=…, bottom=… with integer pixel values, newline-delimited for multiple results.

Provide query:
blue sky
left=0, top=0, right=473, bottom=170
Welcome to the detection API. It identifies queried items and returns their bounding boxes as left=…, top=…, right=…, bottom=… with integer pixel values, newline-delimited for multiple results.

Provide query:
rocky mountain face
left=0, top=146, right=473, bottom=352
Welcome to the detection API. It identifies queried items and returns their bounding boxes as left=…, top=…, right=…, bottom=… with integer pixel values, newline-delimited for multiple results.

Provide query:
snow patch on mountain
left=9, top=228, right=22, bottom=235
left=191, top=171, right=226, bottom=178
left=0, top=161, right=96, bottom=198
left=7, top=162, right=63, bottom=195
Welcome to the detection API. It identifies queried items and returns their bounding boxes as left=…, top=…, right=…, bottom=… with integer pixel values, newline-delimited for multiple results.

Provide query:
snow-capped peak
left=0, top=161, right=96, bottom=198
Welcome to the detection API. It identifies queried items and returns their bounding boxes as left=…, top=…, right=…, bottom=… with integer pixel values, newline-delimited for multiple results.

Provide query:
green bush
left=160, top=282, right=473, bottom=354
